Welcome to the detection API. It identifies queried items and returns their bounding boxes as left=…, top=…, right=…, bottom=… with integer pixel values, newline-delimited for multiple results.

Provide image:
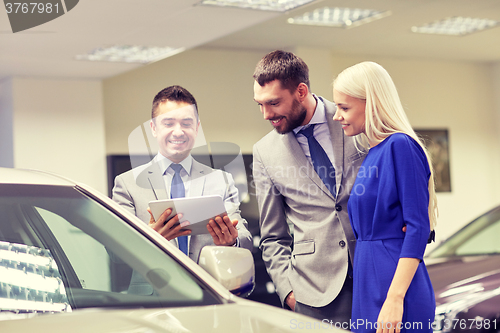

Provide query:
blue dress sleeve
left=391, top=134, right=431, bottom=260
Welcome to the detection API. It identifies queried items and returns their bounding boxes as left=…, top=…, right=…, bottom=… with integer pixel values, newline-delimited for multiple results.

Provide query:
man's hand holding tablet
left=148, top=195, right=239, bottom=246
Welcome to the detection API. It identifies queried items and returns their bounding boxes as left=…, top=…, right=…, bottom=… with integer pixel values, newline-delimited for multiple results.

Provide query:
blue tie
left=299, top=125, right=336, bottom=196
left=170, top=163, right=188, bottom=255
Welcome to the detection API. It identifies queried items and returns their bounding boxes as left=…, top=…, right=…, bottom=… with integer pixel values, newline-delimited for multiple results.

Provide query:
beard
left=275, top=98, right=307, bottom=134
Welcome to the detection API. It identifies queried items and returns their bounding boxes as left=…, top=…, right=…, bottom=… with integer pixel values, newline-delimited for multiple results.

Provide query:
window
left=0, top=184, right=219, bottom=314
left=429, top=207, right=500, bottom=257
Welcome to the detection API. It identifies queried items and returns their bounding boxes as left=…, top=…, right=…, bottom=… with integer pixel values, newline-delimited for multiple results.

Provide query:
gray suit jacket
left=112, top=156, right=253, bottom=264
left=253, top=97, right=366, bottom=307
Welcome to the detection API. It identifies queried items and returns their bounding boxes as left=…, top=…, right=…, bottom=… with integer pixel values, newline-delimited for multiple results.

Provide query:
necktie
left=170, top=163, right=188, bottom=255
left=299, top=124, right=336, bottom=196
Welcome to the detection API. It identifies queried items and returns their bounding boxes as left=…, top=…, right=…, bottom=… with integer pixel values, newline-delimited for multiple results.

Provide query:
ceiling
left=1, top=0, right=500, bottom=81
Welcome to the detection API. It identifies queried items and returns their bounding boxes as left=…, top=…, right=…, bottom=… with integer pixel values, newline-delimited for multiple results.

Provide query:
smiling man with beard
left=252, top=50, right=366, bottom=325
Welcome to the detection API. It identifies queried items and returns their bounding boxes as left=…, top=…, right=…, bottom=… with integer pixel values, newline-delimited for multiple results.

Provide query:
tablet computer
left=148, top=195, right=226, bottom=235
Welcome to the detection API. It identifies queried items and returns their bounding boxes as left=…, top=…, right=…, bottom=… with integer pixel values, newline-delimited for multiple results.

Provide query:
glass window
left=455, top=215, right=500, bottom=255
left=429, top=207, right=500, bottom=257
left=0, top=184, right=220, bottom=314
left=37, top=208, right=111, bottom=292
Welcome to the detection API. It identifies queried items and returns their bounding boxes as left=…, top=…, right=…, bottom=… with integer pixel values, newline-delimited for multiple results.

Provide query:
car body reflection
left=426, top=205, right=500, bottom=332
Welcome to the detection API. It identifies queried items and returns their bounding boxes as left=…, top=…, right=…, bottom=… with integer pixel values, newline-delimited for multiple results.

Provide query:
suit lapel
left=145, top=162, right=169, bottom=200
left=188, top=159, right=207, bottom=197
left=283, top=131, right=335, bottom=200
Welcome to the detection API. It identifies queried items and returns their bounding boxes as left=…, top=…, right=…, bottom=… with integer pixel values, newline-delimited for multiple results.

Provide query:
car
left=426, top=205, right=500, bottom=333
left=0, top=167, right=345, bottom=332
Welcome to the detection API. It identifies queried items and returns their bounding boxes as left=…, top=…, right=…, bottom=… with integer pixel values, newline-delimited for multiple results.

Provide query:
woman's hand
left=376, top=257, right=420, bottom=333
left=376, top=296, right=404, bottom=333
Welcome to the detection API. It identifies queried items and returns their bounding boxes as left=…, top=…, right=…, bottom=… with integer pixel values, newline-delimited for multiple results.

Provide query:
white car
left=0, top=167, right=344, bottom=332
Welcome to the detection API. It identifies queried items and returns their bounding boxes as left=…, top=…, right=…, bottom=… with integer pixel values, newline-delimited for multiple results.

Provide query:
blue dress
left=348, top=133, right=435, bottom=332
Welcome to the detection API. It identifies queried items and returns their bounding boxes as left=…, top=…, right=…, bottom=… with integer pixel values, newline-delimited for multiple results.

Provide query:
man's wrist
left=285, top=291, right=296, bottom=310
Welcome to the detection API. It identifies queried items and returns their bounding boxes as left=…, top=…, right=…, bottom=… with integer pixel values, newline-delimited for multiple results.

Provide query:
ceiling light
left=199, top=0, right=316, bottom=12
left=411, top=17, right=499, bottom=36
left=75, top=46, right=185, bottom=64
left=287, top=7, right=391, bottom=28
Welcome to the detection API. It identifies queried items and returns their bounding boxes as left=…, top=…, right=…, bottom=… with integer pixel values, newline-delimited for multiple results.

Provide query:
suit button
left=339, top=240, right=346, bottom=247
left=335, top=205, right=342, bottom=211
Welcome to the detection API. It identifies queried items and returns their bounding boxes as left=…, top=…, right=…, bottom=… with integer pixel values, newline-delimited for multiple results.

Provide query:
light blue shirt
left=155, top=153, right=193, bottom=195
left=154, top=153, right=194, bottom=249
left=293, top=95, right=336, bottom=167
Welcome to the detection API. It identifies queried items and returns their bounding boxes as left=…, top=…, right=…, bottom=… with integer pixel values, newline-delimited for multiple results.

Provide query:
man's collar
left=155, top=154, right=193, bottom=175
left=293, top=94, right=327, bottom=134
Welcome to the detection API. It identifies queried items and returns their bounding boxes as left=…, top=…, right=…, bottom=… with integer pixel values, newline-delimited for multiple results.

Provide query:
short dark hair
left=253, top=50, right=310, bottom=93
left=151, top=85, right=198, bottom=121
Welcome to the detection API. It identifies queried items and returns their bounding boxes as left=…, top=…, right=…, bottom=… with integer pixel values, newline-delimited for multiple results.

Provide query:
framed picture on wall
left=414, top=129, right=451, bottom=192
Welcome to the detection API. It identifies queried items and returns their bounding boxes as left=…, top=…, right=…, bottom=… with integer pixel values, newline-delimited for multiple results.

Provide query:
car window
left=37, top=207, right=114, bottom=292
left=455, top=214, right=500, bottom=255
left=429, top=207, right=500, bottom=257
left=0, top=184, right=220, bottom=315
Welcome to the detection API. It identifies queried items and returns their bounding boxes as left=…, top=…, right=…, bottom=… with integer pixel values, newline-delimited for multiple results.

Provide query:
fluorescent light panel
left=75, top=45, right=185, bottom=64
left=199, top=0, right=316, bottom=12
left=287, top=7, right=391, bottom=28
left=412, top=17, right=499, bottom=36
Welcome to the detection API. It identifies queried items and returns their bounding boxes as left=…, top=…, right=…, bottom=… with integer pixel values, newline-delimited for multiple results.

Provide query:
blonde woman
left=333, top=62, right=437, bottom=333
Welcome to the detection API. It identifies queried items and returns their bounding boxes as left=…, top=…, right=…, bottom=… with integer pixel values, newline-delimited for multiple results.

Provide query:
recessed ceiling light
left=199, top=0, right=316, bottom=12
left=287, top=7, right=391, bottom=28
left=75, top=46, right=185, bottom=64
left=411, top=17, right=499, bottom=36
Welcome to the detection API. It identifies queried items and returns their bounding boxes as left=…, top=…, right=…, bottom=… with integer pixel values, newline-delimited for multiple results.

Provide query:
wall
left=104, top=48, right=267, bottom=156
left=9, top=77, right=107, bottom=194
left=103, top=47, right=500, bottom=247
left=0, top=78, right=14, bottom=168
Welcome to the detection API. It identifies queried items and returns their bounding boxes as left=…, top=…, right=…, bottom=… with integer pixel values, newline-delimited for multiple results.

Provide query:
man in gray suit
left=113, top=85, right=252, bottom=267
left=252, top=50, right=366, bottom=325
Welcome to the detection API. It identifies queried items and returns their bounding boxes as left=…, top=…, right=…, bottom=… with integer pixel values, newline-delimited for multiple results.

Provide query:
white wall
left=104, top=48, right=268, bottom=156
left=0, top=78, right=14, bottom=168
left=9, top=77, right=107, bottom=194
left=103, top=47, right=500, bottom=247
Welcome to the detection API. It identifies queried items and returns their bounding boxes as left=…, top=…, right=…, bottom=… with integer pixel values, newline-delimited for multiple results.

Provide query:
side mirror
left=198, top=246, right=255, bottom=298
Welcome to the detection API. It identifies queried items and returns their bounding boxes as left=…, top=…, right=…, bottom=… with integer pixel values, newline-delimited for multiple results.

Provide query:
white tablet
left=148, top=195, right=226, bottom=235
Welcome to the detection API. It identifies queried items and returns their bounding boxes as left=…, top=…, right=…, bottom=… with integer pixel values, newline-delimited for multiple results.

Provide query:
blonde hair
left=333, top=61, right=437, bottom=230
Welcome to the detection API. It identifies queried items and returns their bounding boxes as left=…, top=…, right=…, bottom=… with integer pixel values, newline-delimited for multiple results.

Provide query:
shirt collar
left=293, top=94, right=327, bottom=135
left=155, top=153, right=193, bottom=176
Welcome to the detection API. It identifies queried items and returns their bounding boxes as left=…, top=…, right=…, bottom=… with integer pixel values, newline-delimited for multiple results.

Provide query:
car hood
left=425, top=255, right=500, bottom=293
left=434, top=268, right=500, bottom=306
left=426, top=255, right=500, bottom=318
left=0, top=301, right=342, bottom=333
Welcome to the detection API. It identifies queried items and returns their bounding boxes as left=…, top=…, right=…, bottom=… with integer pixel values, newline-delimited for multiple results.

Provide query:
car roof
left=0, top=167, right=76, bottom=186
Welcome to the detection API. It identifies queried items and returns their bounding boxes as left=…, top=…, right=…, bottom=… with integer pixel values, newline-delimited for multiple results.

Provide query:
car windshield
left=0, top=184, right=220, bottom=315
left=428, top=206, right=500, bottom=258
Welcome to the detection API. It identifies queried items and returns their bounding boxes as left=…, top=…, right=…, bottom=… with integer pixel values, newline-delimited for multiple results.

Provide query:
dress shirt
left=293, top=95, right=336, bottom=168
left=156, top=154, right=193, bottom=195
left=154, top=153, right=193, bottom=250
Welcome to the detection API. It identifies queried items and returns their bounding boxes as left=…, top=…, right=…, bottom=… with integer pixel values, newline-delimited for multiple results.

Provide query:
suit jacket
left=112, top=156, right=253, bottom=264
left=252, top=96, right=366, bottom=307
